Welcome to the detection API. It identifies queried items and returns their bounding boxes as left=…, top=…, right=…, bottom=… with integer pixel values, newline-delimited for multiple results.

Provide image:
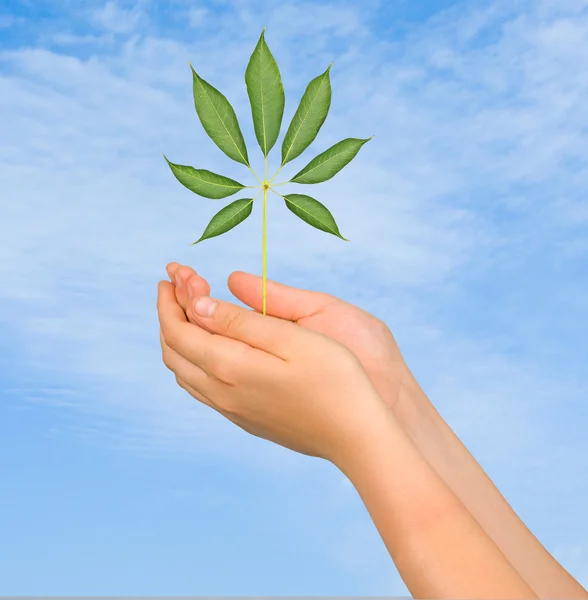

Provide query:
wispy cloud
left=187, top=7, right=209, bottom=28
left=1, top=0, right=586, bottom=474
left=0, top=14, right=18, bottom=29
left=91, top=0, right=144, bottom=33
left=1, top=0, right=587, bottom=591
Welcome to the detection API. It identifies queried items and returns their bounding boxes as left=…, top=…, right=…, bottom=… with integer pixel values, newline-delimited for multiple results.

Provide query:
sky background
left=1, top=0, right=587, bottom=594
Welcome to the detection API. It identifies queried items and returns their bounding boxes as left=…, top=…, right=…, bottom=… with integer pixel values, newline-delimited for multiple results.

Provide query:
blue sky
left=1, top=0, right=587, bottom=594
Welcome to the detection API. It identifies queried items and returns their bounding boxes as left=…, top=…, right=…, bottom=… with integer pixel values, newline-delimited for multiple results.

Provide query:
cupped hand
left=166, top=263, right=424, bottom=415
left=157, top=278, right=388, bottom=468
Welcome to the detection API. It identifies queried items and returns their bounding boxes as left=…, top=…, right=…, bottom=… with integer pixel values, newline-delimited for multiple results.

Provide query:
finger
left=171, top=265, right=211, bottom=313
left=175, top=375, right=216, bottom=410
left=162, top=328, right=249, bottom=425
left=165, top=262, right=182, bottom=280
left=227, top=271, right=336, bottom=322
left=176, top=376, right=259, bottom=438
left=184, top=287, right=302, bottom=360
left=158, top=280, right=263, bottom=382
left=160, top=327, right=214, bottom=397
left=166, top=262, right=199, bottom=283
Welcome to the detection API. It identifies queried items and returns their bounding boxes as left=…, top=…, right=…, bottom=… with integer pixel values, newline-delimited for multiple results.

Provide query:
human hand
left=166, top=263, right=425, bottom=416
left=157, top=278, right=389, bottom=469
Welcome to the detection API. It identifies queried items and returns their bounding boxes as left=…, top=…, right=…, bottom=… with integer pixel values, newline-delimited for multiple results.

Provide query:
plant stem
left=268, top=163, right=284, bottom=184
left=262, top=184, right=267, bottom=316
left=270, top=181, right=290, bottom=187
left=247, top=165, right=263, bottom=184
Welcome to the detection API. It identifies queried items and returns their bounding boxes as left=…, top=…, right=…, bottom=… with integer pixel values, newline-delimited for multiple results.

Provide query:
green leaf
left=283, top=193, right=349, bottom=241
left=290, top=137, right=372, bottom=184
left=281, top=64, right=332, bottom=166
left=190, top=198, right=254, bottom=245
left=190, top=64, right=249, bottom=166
left=164, top=155, right=245, bottom=199
left=245, top=28, right=285, bottom=157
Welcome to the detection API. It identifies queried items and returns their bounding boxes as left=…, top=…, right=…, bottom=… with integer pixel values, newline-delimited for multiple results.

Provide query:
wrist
left=331, top=392, right=400, bottom=477
left=335, top=403, right=539, bottom=600
left=334, top=398, right=412, bottom=488
left=337, top=401, right=461, bottom=540
left=374, top=365, right=441, bottom=444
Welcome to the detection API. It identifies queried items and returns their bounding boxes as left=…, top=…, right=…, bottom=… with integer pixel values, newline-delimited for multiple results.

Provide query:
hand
left=166, top=263, right=424, bottom=416
left=157, top=279, right=389, bottom=469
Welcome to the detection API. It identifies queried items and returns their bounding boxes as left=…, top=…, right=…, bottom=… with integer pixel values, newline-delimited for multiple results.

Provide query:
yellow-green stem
left=268, top=164, right=283, bottom=184
left=247, top=165, right=263, bottom=184
left=262, top=185, right=267, bottom=316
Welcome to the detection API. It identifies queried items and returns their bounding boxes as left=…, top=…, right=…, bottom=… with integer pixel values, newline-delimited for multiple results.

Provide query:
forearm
left=339, top=406, right=537, bottom=599
left=391, top=374, right=588, bottom=599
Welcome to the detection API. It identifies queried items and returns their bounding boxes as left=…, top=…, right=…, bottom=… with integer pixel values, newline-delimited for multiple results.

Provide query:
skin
left=160, top=262, right=588, bottom=599
left=157, top=272, right=535, bottom=599
left=157, top=277, right=386, bottom=466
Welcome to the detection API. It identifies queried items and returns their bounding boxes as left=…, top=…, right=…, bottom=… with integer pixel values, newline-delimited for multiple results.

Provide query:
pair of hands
left=157, top=263, right=415, bottom=469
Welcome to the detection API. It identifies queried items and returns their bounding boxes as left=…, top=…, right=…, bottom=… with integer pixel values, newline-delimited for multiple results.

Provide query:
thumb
left=187, top=292, right=299, bottom=358
left=227, top=271, right=336, bottom=322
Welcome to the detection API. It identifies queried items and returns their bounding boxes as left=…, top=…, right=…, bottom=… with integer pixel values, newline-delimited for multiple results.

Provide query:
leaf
left=283, top=193, right=349, bottom=241
left=290, top=137, right=372, bottom=184
left=164, top=156, right=245, bottom=199
left=190, top=198, right=254, bottom=245
left=281, top=64, right=332, bottom=166
left=190, top=64, right=249, bottom=165
left=245, top=28, right=285, bottom=157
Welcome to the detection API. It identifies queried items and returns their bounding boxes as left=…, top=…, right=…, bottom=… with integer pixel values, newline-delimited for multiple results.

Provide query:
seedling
left=164, top=28, right=372, bottom=315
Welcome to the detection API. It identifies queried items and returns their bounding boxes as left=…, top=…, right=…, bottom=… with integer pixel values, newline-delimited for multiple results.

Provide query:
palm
left=169, top=264, right=417, bottom=411
left=292, top=299, right=417, bottom=411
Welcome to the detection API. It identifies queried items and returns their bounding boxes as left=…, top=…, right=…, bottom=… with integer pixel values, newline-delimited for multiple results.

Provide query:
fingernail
left=194, top=296, right=217, bottom=317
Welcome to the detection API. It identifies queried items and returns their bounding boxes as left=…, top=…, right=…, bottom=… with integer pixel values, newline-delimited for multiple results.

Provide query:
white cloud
left=1, top=0, right=585, bottom=460
left=50, top=32, right=115, bottom=46
left=188, top=7, right=209, bottom=27
left=1, top=0, right=587, bottom=587
left=0, top=0, right=584, bottom=421
left=92, top=0, right=144, bottom=33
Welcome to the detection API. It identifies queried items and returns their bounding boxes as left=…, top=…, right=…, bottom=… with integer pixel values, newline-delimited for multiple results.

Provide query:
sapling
left=164, top=28, right=372, bottom=315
